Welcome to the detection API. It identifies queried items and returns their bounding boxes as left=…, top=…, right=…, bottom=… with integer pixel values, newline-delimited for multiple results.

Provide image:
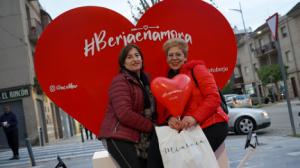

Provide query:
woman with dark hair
left=99, top=44, right=156, bottom=168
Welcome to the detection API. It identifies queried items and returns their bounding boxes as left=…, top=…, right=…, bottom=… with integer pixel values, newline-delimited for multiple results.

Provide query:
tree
left=257, top=64, right=288, bottom=100
left=222, top=80, right=234, bottom=94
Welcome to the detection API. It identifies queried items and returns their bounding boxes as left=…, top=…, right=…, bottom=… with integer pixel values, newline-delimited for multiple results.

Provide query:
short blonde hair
left=163, top=38, right=189, bottom=56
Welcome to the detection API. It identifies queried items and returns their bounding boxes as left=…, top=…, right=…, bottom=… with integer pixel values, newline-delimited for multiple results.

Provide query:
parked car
left=232, top=94, right=252, bottom=108
left=228, top=107, right=271, bottom=134
left=224, top=94, right=238, bottom=107
left=249, top=93, right=270, bottom=105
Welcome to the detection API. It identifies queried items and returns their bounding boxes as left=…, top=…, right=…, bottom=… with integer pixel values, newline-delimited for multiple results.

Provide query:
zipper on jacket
left=113, top=121, right=120, bottom=133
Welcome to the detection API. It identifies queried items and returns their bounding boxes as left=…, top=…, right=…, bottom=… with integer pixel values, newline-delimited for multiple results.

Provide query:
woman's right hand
left=168, top=117, right=182, bottom=131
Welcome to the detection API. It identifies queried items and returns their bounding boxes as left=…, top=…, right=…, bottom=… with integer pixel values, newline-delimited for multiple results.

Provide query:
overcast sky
left=39, top=0, right=299, bottom=31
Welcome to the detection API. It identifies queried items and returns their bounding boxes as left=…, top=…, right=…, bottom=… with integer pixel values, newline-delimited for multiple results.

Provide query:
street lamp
left=229, top=2, right=247, bottom=34
left=230, top=2, right=262, bottom=103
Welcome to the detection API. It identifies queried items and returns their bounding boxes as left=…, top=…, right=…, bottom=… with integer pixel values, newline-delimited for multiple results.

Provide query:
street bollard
left=253, top=132, right=259, bottom=146
left=80, top=125, right=85, bottom=143
left=39, top=127, right=44, bottom=146
left=298, top=112, right=300, bottom=127
left=25, top=138, right=36, bottom=166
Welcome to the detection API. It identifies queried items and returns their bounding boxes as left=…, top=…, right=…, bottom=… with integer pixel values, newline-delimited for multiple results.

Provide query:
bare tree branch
left=150, top=0, right=155, bottom=5
left=127, top=1, right=139, bottom=22
left=142, top=0, right=151, bottom=9
left=127, top=0, right=160, bottom=21
left=139, top=0, right=148, bottom=11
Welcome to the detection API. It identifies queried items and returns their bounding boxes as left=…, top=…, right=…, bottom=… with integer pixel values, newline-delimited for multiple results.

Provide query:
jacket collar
left=122, top=70, right=141, bottom=86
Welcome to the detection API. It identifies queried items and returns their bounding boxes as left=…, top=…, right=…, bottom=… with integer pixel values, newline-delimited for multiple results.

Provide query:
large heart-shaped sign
left=35, top=0, right=236, bottom=134
left=151, top=74, right=192, bottom=117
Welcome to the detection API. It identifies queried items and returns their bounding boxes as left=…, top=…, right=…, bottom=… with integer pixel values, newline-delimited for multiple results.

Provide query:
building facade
left=233, top=2, right=300, bottom=100
left=0, top=0, right=78, bottom=148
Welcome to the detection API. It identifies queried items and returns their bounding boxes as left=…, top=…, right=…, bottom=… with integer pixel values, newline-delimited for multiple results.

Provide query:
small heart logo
left=34, top=0, right=236, bottom=134
left=151, top=74, right=193, bottom=117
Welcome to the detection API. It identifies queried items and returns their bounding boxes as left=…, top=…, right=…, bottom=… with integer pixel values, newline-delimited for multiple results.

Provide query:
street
left=228, top=99, right=300, bottom=168
left=261, top=100, right=300, bottom=136
left=1, top=100, right=300, bottom=168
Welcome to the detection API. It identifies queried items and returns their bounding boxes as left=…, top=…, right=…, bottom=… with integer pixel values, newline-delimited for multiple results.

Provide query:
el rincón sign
left=0, top=86, right=30, bottom=101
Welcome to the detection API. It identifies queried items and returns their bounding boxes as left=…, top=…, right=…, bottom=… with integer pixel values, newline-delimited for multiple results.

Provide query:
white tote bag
left=155, top=126, right=220, bottom=168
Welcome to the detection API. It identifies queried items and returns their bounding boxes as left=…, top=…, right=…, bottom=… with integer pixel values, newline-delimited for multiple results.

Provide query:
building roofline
left=287, top=2, right=300, bottom=16
left=40, top=9, right=53, bottom=21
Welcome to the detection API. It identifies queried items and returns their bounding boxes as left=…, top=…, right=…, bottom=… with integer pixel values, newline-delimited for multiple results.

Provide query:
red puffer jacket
left=99, top=71, right=153, bottom=143
left=157, top=60, right=229, bottom=129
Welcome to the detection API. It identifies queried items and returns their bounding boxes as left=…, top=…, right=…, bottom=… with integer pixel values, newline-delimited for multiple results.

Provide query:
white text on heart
left=84, top=27, right=193, bottom=57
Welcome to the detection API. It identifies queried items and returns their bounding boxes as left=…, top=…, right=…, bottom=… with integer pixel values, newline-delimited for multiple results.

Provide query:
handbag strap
left=190, top=68, right=228, bottom=114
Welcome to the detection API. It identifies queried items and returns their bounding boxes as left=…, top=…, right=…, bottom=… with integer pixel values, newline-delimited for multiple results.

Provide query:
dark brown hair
left=118, top=44, right=144, bottom=70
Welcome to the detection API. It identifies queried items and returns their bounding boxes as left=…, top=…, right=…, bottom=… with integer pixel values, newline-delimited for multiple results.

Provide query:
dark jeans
left=147, top=131, right=164, bottom=168
left=5, top=128, right=19, bottom=156
left=106, top=139, right=146, bottom=168
left=203, top=122, right=228, bottom=151
left=106, top=134, right=164, bottom=168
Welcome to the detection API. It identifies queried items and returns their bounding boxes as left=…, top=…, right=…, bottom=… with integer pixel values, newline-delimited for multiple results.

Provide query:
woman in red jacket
left=99, top=44, right=156, bottom=168
left=161, top=38, right=229, bottom=152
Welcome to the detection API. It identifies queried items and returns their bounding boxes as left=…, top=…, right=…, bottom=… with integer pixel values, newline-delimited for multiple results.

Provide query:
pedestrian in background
left=0, top=104, right=20, bottom=160
left=84, top=127, right=93, bottom=140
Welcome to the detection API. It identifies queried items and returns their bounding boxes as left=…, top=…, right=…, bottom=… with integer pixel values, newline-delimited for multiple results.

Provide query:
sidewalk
left=0, top=135, right=102, bottom=168
left=226, top=135, right=300, bottom=168
left=1, top=134, right=300, bottom=168
left=275, top=98, right=300, bottom=106
left=47, top=134, right=85, bottom=145
left=255, top=98, right=300, bottom=108
left=0, top=134, right=83, bottom=153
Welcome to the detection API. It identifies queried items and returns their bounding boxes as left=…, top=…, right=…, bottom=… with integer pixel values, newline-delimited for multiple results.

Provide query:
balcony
left=28, top=19, right=42, bottom=44
left=255, top=42, right=276, bottom=57
left=234, top=76, right=244, bottom=84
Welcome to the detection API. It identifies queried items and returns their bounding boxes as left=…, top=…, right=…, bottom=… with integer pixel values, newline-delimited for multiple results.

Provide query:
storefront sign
left=0, top=86, right=30, bottom=101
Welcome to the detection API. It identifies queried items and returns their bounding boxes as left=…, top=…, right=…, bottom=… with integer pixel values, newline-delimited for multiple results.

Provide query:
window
left=285, top=50, right=293, bottom=62
left=251, top=50, right=256, bottom=59
left=249, top=43, right=255, bottom=52
left=253, top=63, right=258, bottom=70
left=258, top=38, right=263, bottom=48
left=269, top=34, right=273, bottom=42
left=244, top=66, right=249, bottom=74
left=233, top=68, right=240, bottom=78
left=234, top=67, right=240, bottom=78
left=281, top=26, right=288, bottom=38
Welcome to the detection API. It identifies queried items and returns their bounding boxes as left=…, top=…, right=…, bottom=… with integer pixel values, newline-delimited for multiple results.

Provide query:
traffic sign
left=266, top=13, right=279, bottom=40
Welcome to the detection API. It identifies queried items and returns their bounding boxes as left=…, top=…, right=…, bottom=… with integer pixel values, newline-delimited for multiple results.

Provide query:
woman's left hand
left=181, top=116, right=197, bottom=129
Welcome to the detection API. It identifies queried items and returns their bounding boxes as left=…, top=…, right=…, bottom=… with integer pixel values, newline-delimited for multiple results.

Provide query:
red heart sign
left=151, top=74, right=192, bottom=117
left=34, top=0, right=236, bottom=134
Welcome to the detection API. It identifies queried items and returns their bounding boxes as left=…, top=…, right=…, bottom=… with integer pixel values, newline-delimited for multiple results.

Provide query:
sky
left=39, top=0, right=300, bottom=31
